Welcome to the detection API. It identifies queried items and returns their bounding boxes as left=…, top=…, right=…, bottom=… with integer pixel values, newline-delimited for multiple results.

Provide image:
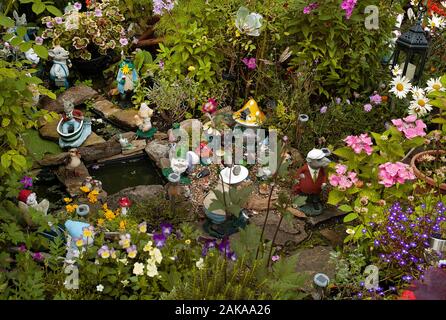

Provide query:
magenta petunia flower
left=202, top=98, right=218, bottom=114
left=340, top=0, right=358, bottom=19
left=32, top=252, right=44, bottom=262
left=20, top=176, right=33, bottom=189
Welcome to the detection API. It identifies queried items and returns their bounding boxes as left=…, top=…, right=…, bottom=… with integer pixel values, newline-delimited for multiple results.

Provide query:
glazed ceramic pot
left=410, top=150, right=446, bottom=192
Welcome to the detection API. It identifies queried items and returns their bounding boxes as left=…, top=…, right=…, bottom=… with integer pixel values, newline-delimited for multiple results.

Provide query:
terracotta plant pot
left=410, top=150, right=446, bottom=192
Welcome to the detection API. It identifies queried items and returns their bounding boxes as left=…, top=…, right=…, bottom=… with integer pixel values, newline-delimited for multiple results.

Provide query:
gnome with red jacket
left=292, top=149, right=330, bottom=216
left=17, top=190, right=50, bottom=225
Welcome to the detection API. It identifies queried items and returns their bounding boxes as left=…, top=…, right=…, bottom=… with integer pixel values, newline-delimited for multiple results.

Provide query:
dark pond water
left=88, top=155, right=164, bottom=195
left=34, top=168, right=69, bottom=210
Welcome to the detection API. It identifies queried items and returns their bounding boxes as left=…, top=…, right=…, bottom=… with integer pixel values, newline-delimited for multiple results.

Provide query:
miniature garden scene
left=0, top=0, right=445, bottom=301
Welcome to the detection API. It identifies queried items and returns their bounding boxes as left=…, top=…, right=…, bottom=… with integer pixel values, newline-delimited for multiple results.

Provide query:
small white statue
left=118, top=134, right=133, bottom=150
left=134, top=103, right=154, bottom=132
left=49, top=45, right=71, bottom=88
left=18, top=190, right=50, bottom=225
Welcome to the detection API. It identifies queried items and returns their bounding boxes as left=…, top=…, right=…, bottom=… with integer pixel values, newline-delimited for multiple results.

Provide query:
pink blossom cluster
left=340, top=0, right=358, bottom=19
left=303, top=2, right=318, bottom=14
left=344, top=133, right=374, bottom=155
left=329, top=164, right=360, bottom=190
left=378, top=162, right=416, bottom=188
left=391, top=115, right=427, bottom=140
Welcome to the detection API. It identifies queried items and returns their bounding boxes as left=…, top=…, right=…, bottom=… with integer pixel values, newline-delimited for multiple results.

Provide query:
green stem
left=266, top=212, right=284, bottom=268
left=255, top=180, right=276, bottom=259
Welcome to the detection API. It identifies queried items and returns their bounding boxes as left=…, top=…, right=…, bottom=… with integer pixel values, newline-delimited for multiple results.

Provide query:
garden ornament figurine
left=64, top=148, right=82, bottom=177
left=49, top=45, right=71, bottom=88
left=118, top=134, right=134, bottom=151
left=135, top=102, right=157, bottom=138
left=117, top=57, right=138, bottom=105
left=57, top=100, right=92, bottom=148
left=18, top=190, right=50, bottom=226
left=233, top=98, right=266, bottom=127
left=292, top=148, right=330, bottom=216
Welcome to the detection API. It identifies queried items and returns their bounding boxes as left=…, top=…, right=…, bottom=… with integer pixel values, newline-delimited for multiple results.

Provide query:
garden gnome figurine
left=117, top=58, right=138, bottom=101
left=18, top=190, right=50, bottom=226
left=292, top=148, right=330, bottom=216
left=49, top=45, right=71, bottom=88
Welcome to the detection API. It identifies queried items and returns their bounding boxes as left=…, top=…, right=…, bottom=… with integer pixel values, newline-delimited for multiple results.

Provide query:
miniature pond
left=87, top=155, right=164, bottom=195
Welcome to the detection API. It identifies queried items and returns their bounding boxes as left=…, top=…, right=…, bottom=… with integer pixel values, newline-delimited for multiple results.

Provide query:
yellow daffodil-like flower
left=143, top=241, right=153, bottom=252
left=76, top=238, right=84, bottom=247
left=102, top=203, right=108, bottom=210
left=63, top=197, right=73, bottom=203
left=188, top=66, right=195, bottom=72
left=119, top=220, right=127, bottom=231
left=65, top=204, right=78, bottom=213
left=80, top=186, right=90, bottom=193
left=104, top=209, right=116, bottom=221
left=184, top=239, right=191, bottom=245
left=122, top=64, right=131, bottom=75
left=83, top=228, right=93, bottom=238
left=97, top=218, right=105, bottom=227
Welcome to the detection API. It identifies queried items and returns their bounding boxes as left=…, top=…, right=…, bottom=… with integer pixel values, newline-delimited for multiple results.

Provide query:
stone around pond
left=295, top=246, right=336, bottom=294
left=56, top=161, right=90, bottom=197
left=81, top=133, right=106, bottom=147
left=107, top=185, right=165, bottom=210
left=39, top=115, right=62, bottom=141
left=145, top=139, right=170, bottom=168
left=306, top=206, right=346, bottom=226
left=109, top=109, right=139, bottom=131
left=250, top=213, right=307, bottom=246
left=40, top=85, right=98, bottom=113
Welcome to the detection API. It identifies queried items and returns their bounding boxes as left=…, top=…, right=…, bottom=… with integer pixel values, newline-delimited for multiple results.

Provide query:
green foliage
left=284, top=0, right=397, bottom=98
left=21, top=128, right=62, bottom=161
left=208, top=184, right=253, bottom=217
left=427, top=74, right=446, bottom=133
left=20, top=0, right=63, bottom=16
left=0, top=59, right=56, bottom=198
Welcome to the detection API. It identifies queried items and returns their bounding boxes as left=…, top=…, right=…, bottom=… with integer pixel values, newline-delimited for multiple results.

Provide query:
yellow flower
left=63, top=197, right=73, bottom=203
left=102, top=203, right=108, bottom=210
left=83, top=228, right=93, bottom=238
left=128, top=251, right=137, bottom=259
left=80, top=186, right=90, bottom=193
left=143, top=241, right=153, bottom=252
left=111, top=250, right=117, bottom=259
left=185, top=239, right=191, bottom=245
left=235, top=30, right=241, bottom=37
left=188, top=66, right=195, bottom=72
left=100, top=251, right=110, bottom=259
left=87, top=190, right=99, bottom=204
left=75, top=239, right=84, bottom=247
left=119, top=220, right=127, bottom=231
left=122, top=64, right=131, bottom=75
left=104, top=209, right=116, bottom=221
left=97, top=218, right=105, bottom=227
left=66, top=204, right=75, bottom=213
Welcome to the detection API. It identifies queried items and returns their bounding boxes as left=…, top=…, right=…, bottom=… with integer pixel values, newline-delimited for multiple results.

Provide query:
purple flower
left=74, top=2, right=82, bottom=10
left=153, top=233, right=167, bottom=247
left=218, top=237, right=230, bottom=253
left=370, top=93, right=382, bottom=105
left=201, top=239, right=217, bottom=256
left=303, top=2, right=318, bottom=14
left=55, top=17, right=63, bottom=25
left=242, top=57, right=257, bottom=70
left=160, top=223, right=173, bottom=236
left=320, top=105, right=328, bottom=114
left=119, top=38, right=129, bottom=46
left=335, top=97, right=341, bottom=105
left=18, top=244, right=27, bottom=252
left=20, top=176, right=33, bottom=189
left=363, top=103, right=373, bottom=112
left=94, top=9, right=102, bottom=17
left=46, top=21, right=53, bottom=29
left=340, top=0, right=358, bottom=19
left=272, top=255, right=280, bottom=262
left=32, top=252, right=44, bottom=262
left=159, top=60, right=165, bottom=69
left=153, top=0, right=175, bottom=15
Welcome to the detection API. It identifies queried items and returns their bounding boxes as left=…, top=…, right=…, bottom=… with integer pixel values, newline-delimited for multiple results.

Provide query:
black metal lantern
left=391, top=3, right=429, bottom=84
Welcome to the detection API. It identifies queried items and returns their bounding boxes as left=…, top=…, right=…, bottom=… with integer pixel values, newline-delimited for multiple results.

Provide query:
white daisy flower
left=426, top=77, right=445, bottom=93
left=389, top=75, right=412, bottom=99
left=428, top=14, right=446, bottom=30
left=96, top=284, right=104, bottom=292
left=408, top=96, right=432, bottom=116
left=391, top=65, right=403, bottom=76
left=411, top=86, right=425, bottom=98
left=346, top=228, right=355, bottom=235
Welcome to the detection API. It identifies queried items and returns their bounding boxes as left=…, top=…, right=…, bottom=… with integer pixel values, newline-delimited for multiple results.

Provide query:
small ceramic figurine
left=57, top=100, right=92, bottom=148
left=233, top=98, right=266, bottom=127
left=8, top=11, right=29, bottom=40
left=117, top=58, right=138, bottom=101
left=118, top=134, right=134, bottom=150
left=134, top=103, right=157, bottom=138
left=292, top=149, right=331, bottom=216
left=195, top=142, right=213, bottom=165
left=82, top=176, right=93, bottom=190
left=18, top=190, right=50, bottom=225
left=64, top=148, right=82, bottom=177
left=49, top=45, right=71, bottom=88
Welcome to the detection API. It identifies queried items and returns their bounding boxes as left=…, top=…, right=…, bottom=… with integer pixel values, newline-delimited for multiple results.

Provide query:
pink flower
left=55, top=17, right=63, bottom=24
left=370, top=93, right=382, bottom=105
left=391, top=115, right=426, bottom=140
left=340, top=0, right=358, bottom=19
left=364, top=103, right=373, bottom=112
left=335, top=164, right=347, bottom=175
left=329, top=165, right=360, bottom=190
left=303, top=2, right=318, bottom=14
left=119, top=38, right=129, bottom=46
left=32, top=252, right=44, bottom=262
left=344, top=133, right=373, bottom=155
left=203, top=98, right=218, bottom=114
left=378, top=162, right=415, bottom=188
left=272, top=255, right=280, bottom=262
left=320, top=105, right=328, bottom=113
left=242, top=57, right=257, bottom=70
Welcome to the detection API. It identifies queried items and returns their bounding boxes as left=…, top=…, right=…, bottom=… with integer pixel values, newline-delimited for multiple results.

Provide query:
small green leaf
left=343, top=212, right=359, bottom=223
left=338, top=204, right=353, bottom=213
left=46, top=5, right=63, bottom=17
left=32, top=1, right=46, bottom=15
left=33, top=45, right=48, bottom=59
left=0, top=15, right=14, bottom=28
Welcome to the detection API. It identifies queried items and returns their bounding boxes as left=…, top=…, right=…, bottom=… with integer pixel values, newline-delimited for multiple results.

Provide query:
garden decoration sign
left=1, top=0, right=446, bottom=308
